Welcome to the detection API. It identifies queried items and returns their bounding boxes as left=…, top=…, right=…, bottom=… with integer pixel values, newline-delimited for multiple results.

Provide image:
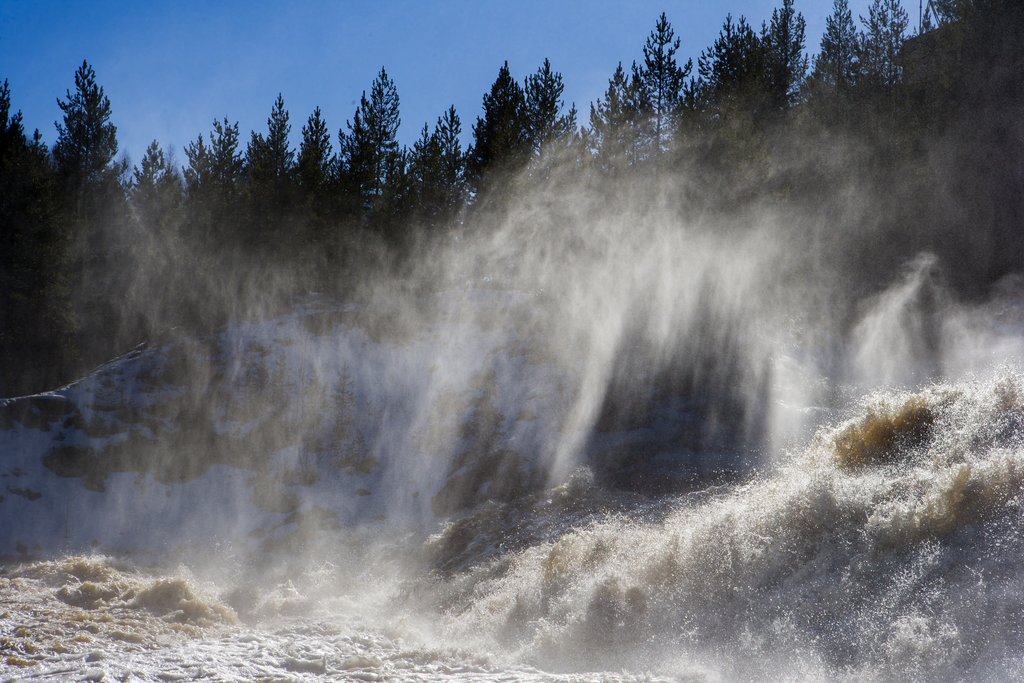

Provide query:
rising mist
left=2, top=0, right=1024, bottom=679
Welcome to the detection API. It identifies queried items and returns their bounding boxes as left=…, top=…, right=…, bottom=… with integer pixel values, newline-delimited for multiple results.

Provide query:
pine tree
left=812, top=0, right=859, bottom=95
left=468, top=62, right=528, bottom=197
left=128, top=140, right=187, bottom=333
left=52, top=59, right=125, bottom=258
left=379, top=145, right=411, bottom=236
left=588, top=63, right=648, bottom=173
left=183, top=133, right=210, bottom=198
left=297, top=107, right=333, bottom=198
left=761, top=0, right=809, bottom=110
left=407, top=106, right=467, bottom=230
left=53, top=60, right=119, bottom=206
left=53, top=61, right=128, bottom=367
left=696, top=15, right=768, bottom=123
left=805, top=0, right=860, bottom=127
left=0, top=80, right=74, bottom=393
left=859, top=0, right=910, bottom=98
left=408, top=123, right=443, bottom=226
left=209, top=118, right=244, bottom=196
left=339, top=67, right=401, bottom=218
left=247, top=94, right=294, bottom=192
left=523, top=59, right=577, bottom=159
left=131, top=140, right=184, bottom=234
left=245, top=94, right=295, bottom=245
left=296, top=106, right=334, bottom=236
left=434, top=105, right=467, bottom=219
left=184, top=117, right=243, bottom=243
left=927, top=0, right=967, bottom=26
left=638, top=13, right=692, bottom=157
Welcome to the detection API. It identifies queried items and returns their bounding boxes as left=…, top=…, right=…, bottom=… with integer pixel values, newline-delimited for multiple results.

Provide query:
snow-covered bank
left=0, top=294, right=574, bottom=559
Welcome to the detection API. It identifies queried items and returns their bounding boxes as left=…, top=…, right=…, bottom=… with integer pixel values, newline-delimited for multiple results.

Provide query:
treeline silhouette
left=1, top=0, right=1022, bottom=395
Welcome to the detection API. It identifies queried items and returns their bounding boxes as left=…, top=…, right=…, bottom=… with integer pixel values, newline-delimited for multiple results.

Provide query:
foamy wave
left=0, top=555, right=235, bottom=671
left=434, top=375, right=1024, bottom=679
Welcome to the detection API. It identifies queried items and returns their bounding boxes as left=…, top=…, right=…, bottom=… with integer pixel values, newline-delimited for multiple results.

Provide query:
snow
left=0, top=294, right=575, bottom=560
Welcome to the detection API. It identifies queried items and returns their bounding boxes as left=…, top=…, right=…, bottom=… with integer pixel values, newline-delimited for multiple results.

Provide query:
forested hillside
left=2, top=0, right=1021, bottom=396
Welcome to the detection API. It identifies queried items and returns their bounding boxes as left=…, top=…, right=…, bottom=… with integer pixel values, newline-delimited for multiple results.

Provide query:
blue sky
left=1, top=1, right=879, bottom=166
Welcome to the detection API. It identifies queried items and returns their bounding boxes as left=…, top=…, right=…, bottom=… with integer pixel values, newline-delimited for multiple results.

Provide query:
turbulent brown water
left=5, top=374, right=1024, bottom=680
left=434, top=379, right=1024, bottom=679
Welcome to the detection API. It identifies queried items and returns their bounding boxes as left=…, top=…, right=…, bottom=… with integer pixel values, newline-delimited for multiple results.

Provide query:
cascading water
left=433, top=377, right=1024, bottom=679
left=3, top=184, right=1024, bottom=680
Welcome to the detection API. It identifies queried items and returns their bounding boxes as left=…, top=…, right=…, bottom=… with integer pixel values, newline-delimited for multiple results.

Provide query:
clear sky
left=1, top=0, right=881, bottom=166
